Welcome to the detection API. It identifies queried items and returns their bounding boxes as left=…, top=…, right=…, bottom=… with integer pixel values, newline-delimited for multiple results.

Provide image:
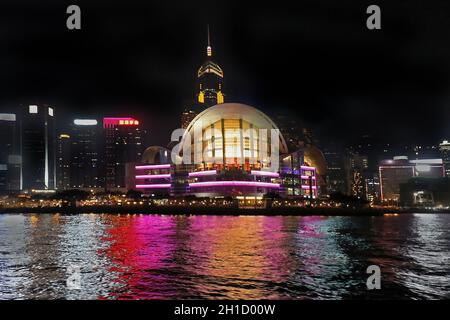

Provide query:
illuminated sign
left=103, top=117, right=140, bottom=128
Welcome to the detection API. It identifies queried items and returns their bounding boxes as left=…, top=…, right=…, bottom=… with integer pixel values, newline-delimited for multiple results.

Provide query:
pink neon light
left=103, top=117, right=140, bottom=128
left=301, top=185, right=317, bottom=189
left=189, top=181, right=280, bottom=188
left=301, top=175, right=316, bottom=179
left=135, top=174, right=171, bottom=179
left=135, top=184, right=171, bottom=189
left=250, top=170, right=279, bottom=177
left=135, top=164, right=171, bottom=170
left=301, top=166, right=316, bottom=171
left=188, top=170, right=217, bottom=177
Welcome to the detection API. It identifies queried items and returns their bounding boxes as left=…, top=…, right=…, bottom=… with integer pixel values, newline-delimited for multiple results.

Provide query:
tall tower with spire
left=196, top=25, right=225, bottom=108
left=181, top=26, right=225, bottom=128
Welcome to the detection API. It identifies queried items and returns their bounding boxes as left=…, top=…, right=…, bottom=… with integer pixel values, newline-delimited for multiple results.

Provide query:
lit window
left=48, top=107, right=54, bottom=117
left=29, top=105, right=38, bottom=114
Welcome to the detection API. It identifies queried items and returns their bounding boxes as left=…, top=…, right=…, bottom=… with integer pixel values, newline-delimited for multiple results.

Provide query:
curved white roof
left=183, top=103, right=288, bottom=154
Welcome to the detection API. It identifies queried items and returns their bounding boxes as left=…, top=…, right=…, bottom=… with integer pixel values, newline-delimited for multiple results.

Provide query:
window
left=29, top=105, right=38, bottom=114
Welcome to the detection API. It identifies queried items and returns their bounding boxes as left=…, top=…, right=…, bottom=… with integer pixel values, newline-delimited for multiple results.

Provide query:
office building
left=70, top=119, right=102, bottom=190
left=379, top=156, right=445, bottom=203
left=439, top=140, right=450, bottom=177
left=103, top=117, right=146, bottom=191
left=0, top=113, right=20, bottom=192
left=21, top=105, right=56, bottom=191
left=56, top=133, right=71, bottom=190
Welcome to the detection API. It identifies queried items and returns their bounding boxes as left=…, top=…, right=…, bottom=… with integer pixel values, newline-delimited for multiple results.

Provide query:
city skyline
left=2, top=2, right=450, bottom=304
left=1, top=1, right=450, bottom=146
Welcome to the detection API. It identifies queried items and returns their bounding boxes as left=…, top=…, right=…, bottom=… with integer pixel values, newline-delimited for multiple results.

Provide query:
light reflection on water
left=0, top=213, right=449, bottom=299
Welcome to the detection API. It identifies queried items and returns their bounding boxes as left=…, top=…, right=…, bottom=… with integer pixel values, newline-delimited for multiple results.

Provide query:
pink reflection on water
left=96, top=214, right=330, bottom=299
left=99, top=214, right=177, bottom=299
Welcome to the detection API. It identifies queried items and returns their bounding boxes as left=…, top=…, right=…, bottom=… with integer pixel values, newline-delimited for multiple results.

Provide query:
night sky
left=1, top=0, right=450, bottom=147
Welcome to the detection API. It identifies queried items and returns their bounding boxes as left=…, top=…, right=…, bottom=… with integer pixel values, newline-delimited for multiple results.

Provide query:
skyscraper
left=0, top=113, right=20, bottom=192
left=70, top=119, right=102, bottom=190
left=21, top=105, right=56, bottom=191
left=345, top=151, right=369, bottom=199
left=196, top=26, right=225, bottom=109
left=323, top=147, right=347, bottom=194
left=181, top=27, right=225, bottom=128
left=103, top=117, right=146, bottom=191
left=181, top=108, right=197, bottom=129
left=56, top=133, right=71, bottom=190
left=439, top=140, right=450, bottom=177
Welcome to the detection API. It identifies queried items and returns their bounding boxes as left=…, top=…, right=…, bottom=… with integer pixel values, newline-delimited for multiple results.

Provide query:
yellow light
left=217, top=91, right=224, bottom=104
left=198, top=91, right=205, bottom=103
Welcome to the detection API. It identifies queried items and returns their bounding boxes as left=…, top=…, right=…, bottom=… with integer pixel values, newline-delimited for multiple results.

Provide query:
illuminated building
left=400, top=178, right=450, bottom=207
left=196, top=26, right=225, bottom=109
left=70, top=119, right=102, bottom=190
left=181, top=108, right=197, bottom=129
left=103, top=117, right=147, bottom=191
left=439, top=140, right=450, bottom=177
left=136, top=103, right=318, bottom=199
left=345, top=152, right=369, bottom=199
left=323, top=146, right=347, bottom=194
left=127, top=146, right=171, bottom=194
left=281, top=151, right=318, bottom=198
left=379, top=156, right=445, bottom=203
left=181, top=27, right=225, bottom=129
left=21, top=105, right=56, bottom=191
left=275, top=115, right=316, bottom=151
left=0, top=113, right=20, bottom=192
left=274, top=115, right=327, bottom=194
left=56, top=133, right=71, bottom=190
left=303, top=144, right=327, bottom=195
left=179, top=103, right=286, bottom=198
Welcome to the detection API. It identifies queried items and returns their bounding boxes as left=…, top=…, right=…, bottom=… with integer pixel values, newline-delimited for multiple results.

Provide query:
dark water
left=0, top=213, right=449, bottom=300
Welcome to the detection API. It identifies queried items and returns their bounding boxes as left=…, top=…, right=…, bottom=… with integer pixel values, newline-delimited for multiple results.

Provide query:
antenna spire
left=207, top=25, right=212, bottom=57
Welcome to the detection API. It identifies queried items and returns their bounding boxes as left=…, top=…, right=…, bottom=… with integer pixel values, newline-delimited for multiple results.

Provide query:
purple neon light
left=188, top=170, right=217, bottom=177
left=189, top=181, right=280, bottom=188
left=135, top=164, right=171, bottom=170
left=250, top=170, right=279, bottom=177
left=135, top=184, right=171, bottom=189
left=301, top=166, right=316, bottom=171
left=135, top=174, right=171, bottom=179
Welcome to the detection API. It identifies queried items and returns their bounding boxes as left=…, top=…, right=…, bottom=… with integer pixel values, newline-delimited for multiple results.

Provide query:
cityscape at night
left=1, top=0, right=450, bottom=308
